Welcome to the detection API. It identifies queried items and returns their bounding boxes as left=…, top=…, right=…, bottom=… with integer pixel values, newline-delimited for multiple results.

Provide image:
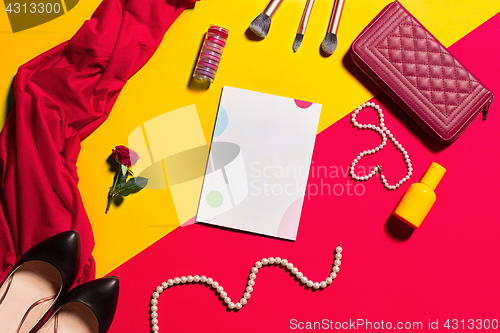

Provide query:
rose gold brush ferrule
left=297, top=0, right=315, bottom=34
left=263, top=0, right=284, bottom=17
left=327, top=0, right=346, bottom=34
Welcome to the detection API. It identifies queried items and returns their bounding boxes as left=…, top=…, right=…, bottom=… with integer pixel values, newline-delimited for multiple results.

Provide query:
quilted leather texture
left=351, top=1, right=493, bottom=142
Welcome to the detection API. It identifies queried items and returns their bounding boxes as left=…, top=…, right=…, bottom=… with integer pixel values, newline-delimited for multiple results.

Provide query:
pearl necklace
left=149, top=245, right=343, bottom=332
left=349, top=102, right=412, bottom=190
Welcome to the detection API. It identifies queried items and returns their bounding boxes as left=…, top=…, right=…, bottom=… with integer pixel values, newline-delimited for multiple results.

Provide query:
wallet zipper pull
left=483, top=96, right=494, bottom=121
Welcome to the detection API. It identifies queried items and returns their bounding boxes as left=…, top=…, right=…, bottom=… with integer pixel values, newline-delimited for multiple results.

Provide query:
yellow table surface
left=1, top=0, right=499, bottom=277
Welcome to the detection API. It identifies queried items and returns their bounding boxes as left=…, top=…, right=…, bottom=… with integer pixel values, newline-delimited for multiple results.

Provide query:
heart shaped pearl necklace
left=149, top=245, right=343, bottom=332
left=349, top=102, right=412, bottom=190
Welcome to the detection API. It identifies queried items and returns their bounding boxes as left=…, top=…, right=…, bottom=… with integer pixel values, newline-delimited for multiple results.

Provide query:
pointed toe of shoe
left=16, top=230, right=80, bottom=293
left=57, top=277, right=120, bottom=333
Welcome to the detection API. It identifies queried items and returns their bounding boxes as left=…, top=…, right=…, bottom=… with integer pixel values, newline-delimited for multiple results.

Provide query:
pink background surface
left=108, top=13, right=500, bottom=332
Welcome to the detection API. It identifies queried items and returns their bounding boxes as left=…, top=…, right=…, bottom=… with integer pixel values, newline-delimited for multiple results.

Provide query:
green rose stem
left=105, top=170, right=121, bottom=214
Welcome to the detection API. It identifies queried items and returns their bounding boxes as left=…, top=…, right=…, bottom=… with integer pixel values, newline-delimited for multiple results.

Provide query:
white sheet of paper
left=196, top=86, right=321, bottom=240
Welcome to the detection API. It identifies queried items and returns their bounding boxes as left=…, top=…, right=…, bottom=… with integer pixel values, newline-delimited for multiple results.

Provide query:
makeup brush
left=293, top=0, right=315, bottom=52
left=249, top=0, right=284, bottom=38
left=321, top=0, right=346, bottom=55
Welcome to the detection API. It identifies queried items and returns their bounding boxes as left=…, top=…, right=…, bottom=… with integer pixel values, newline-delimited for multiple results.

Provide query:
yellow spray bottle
left=393, top=162, right=446, bottom=228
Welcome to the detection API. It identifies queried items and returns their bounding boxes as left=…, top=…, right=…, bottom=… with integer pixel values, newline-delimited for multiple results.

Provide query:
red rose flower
left=112, top=145, right=140, bottom=167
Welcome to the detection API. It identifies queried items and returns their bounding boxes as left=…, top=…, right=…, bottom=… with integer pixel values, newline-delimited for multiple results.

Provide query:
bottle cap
left=420, top=162, right=446, bottom=190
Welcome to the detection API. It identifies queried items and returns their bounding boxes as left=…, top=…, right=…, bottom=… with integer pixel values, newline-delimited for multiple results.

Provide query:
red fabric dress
left=0, top=0, right=194, bottom=285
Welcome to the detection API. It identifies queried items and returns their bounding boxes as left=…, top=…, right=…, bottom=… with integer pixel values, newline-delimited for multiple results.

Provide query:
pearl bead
left=174, top=277, right=181, bottom=284
left=301, top=276, right=308, bottom=284
left=291, top=267, right=298, bottom=275
left=151, top=312, right=158, bottom=318
left=333, top=266, right=340, bottom=273
left=187, top=275, right=194, bottom=283
left=240, top=298, right=247, bottom=305
left=255, top=261, right=262, bottom=269
left=156, top=286, right=163, bottom=293
left=212, top=281, right=219, bottom=288
left=274, top=257, right=281, bottom=264
left=180, top=276, right=187, bottom=284
left=336, top=246, right=343, bottom=253
left=206, top=278, right=213, bottom=285
left=167, top=279, right=174, bottom=286
left=312, top=282, right=320, bottom=289
left=221, top=291, right=227, bottom=299
left=251, top=267, right=258, bottom=274
left=152, top=318, right=158, bottom=325
left=224, top=297, right=231, bottom=304
left=200, top=276, right=207, bottom=283
left=151, top=305, right=158, bottom=312
left=335, top=253, right=342, bottom=260
left=249, top=273, right=256, bottom=280
left=153, top=292, right=160, bottom=299
left=306, top=280, right=313, bottom=288
left=268, top=257, right=275, bottom=264
left=370, top=102, right=375, bottom=107
left=216, top=286, right=224, bottom=293
left=161, top=282, right=168, bottom=289
left=330, top=273, right=337, bottom=279
left=151, top=299, right=158, bottom=306
left=326, top=277, right=333, bottom=284
left=320, top=281, right=327, bottom=288
left=261, top=258, right=269, bottom=266
left=334, top=260, right=341, bottom=266
left=194, top=275, right=200, bottom=282
left=296, top=272, right=303, bottom=279
left=286, top=263, right=294, bottom=270
left=244, top=292, right=251, bottom=299
left=246, top=286, right=253, bottom=293
left=281, top=259, right=288, bottom=266
left=248, top=280, right=255, bottom=286
left=228, top=302, right=236, bottom=309
left=235, top=303, right=242, bottom=310
left=152, top=324, right=159, bottom=332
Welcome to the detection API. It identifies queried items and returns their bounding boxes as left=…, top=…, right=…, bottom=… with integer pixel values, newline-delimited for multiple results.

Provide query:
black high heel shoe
left=35, top=277, right=119, bottom=333
left=0, top=230, right=80, bottom=333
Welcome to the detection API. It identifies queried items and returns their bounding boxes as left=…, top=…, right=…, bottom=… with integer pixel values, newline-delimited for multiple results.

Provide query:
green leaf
left=120, top=189, right=131, bottom=197
left=115, top=176, right=148, bottom=197
left=132, top=177, right=148, bottom=189
left=118, top=173, right=128, bottom=188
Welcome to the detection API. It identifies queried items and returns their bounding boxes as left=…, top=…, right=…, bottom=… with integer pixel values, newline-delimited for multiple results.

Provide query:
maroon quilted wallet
left=351, top=1, right=494, bottom=142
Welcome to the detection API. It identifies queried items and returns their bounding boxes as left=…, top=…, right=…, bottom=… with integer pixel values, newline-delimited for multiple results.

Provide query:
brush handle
left=297, top=0, right=315, bottom=34
left=327, top=0, right=346, bottom=34
left=263, top=0, right=284, bottom=18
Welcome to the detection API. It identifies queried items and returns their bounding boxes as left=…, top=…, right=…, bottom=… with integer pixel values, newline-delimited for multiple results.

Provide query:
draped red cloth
left=0, top=0, right=194, bottom=285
